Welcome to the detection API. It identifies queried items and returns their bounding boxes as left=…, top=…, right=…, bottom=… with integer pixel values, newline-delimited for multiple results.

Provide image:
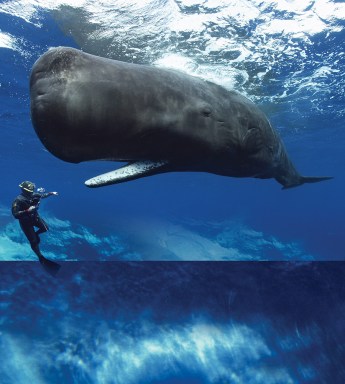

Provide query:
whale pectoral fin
left=85, top=160, right=170, bottom=188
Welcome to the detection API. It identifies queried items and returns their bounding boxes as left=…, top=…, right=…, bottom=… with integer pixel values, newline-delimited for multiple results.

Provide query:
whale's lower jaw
left=84, top=160, right=170, bottom=187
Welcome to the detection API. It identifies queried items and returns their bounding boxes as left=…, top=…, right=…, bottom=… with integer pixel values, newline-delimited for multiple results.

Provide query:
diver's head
left=19, top=181, right=36, bottom=196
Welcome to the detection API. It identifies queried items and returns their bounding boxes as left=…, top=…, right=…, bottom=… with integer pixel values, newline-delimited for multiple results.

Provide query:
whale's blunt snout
left=30, top=47, right=87, bottom=163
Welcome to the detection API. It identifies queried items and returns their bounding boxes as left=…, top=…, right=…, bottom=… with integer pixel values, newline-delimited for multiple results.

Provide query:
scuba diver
left=12, top=180, right=60, bottom=276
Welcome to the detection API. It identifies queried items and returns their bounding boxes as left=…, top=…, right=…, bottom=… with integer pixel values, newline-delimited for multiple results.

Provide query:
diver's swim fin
left=39, top=255, right=61, bottom=277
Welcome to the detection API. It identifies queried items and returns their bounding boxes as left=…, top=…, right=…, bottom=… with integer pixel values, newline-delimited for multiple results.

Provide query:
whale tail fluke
left=281, top=175, right=333, bottom=189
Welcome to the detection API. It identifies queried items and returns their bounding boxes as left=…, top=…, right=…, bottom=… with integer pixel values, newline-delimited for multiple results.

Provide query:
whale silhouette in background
left=30, top=47, right=332, bottom=189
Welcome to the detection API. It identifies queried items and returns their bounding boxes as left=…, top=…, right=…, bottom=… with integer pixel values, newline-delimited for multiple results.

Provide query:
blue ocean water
left=0, top=1, right=345, bottom=383
left=0, top=0, right=344, bottom=261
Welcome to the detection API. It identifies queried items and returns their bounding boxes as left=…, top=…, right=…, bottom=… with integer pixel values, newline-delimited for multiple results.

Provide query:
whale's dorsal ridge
left=85, top=160, right=170, bottom=188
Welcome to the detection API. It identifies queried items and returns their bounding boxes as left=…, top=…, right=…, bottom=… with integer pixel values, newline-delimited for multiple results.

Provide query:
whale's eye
left=202, top=108, right=211, bottom=117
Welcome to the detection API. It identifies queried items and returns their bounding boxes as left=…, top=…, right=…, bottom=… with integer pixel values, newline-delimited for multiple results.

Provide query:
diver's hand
left=27, top=206, right=36, bottom=212
left=51, top=192, right=58, bottom=196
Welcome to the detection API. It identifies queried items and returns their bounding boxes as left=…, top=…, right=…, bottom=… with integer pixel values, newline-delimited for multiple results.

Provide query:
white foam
left=258, top=13, right=327, bottom=37
left=1, top=0, right=342, bottom=41
left=153, top=53, right=248, bottom=90
left=154, top=54, right=198, bottom=72
left=0, top=31, right=16, bottom=50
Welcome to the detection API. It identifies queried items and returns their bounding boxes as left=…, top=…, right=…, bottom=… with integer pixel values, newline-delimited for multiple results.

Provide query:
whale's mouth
left=84, top=160, right=170, bottom=188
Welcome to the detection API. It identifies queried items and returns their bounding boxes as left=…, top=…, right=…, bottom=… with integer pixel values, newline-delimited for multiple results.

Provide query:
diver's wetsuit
left=12, top=191, right=54, bottom=257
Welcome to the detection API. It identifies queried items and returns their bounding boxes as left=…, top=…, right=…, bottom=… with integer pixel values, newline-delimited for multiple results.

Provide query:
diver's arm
left=11, top=200, right=36, bottom=219
left=39, top=191, right=58, bottom=199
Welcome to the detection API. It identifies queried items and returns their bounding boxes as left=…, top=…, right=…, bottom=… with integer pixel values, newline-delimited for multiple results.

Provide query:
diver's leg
left=33, top=217, right=49, bottom=247
left=20, top=220, right=60, bottom=276
left=34, top=218, right=61, bottom=276
left=20, top=221, right=43, bottom=257
left=35, top=216, right=49, bottom=235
